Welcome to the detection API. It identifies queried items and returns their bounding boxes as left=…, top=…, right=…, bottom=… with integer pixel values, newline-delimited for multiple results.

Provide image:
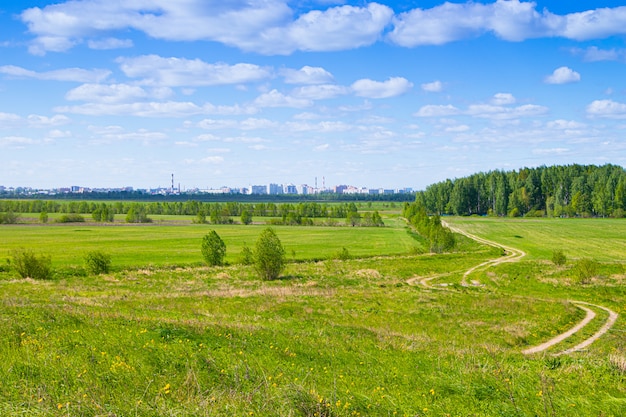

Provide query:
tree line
left=417, top=164, right=626, bottom=218
left=0, top=200, right=361, bottom=219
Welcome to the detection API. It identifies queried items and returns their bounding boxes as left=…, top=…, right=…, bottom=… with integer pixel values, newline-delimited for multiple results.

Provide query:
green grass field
left=0, top=215, right=624, bottom=416
left=0, top=219, right=416, bottom=270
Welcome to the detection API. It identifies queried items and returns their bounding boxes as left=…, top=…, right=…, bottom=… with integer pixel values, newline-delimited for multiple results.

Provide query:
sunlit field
left=0, top=213, right=624, bottom=416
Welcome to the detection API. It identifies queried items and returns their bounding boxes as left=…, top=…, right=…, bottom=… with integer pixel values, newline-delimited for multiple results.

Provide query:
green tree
left=240, top=210, right=253, bottom=225
left=85, top=251, right=112, bottom=274
left=39, top=211, right=48, bottom=224
left=254, top=228, right=285, bottom=280
left=201, top=230, right=226, bottom=266
left=11, top=249, right=53, bottom=280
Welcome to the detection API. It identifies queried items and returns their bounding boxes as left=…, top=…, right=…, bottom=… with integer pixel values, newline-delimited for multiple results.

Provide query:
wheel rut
left=433, top=220, right=619, bottom=356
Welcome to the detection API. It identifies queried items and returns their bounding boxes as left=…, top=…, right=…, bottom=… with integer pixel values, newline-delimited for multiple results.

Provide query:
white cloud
left=20, top=1, right=392, bottom=55
left=200, top=156, right=224, bottom=164
left=88, top=125, right=167, bottom=143
left=197, top=119, right=238, bottom=130
left=117, top=55, right=272, bottom=87
left=284, top=121, right=353, bottom=133
left=0, top=65, right=110, bottom=83
left=586, top=99, right=626, bottom=119
left=491, top=93, right=516, bottom=105
left=351, top=77, right=413, bottom=99
left=0, top=112, right=23, bottom=127
left=389, top=2, right=626, bottom=47
left=414, top=104, right=460, bottom=117
left=421, top=80, right=443, bottom=92
left=281, top=66, right=334, bottom=84
left=66, top=84, right=150, bottom=103
left=467, top=103, right=548, bottom=120
left=270, top=3, right=393, bottom=54
left=544, top=66, right=581, bottom=84
left=19, top=1, right=626, bottom=54
left=56, top=101, right=257, bottom=117
left=26, top=114, right=70, bottom=127
left=547, top=119, right=586, bottom=129
left=254, top=90, right=312, bottom=108
left=87, top=37, right=133, bottom=50
left=0, top=136, right=39, bottom=147
left=445, top=125, right=470, bottom=132
left=291, top=84, right=349, bottom=100
left=571, top=46, right=625, bottom=62
left=532, top=147, right=569, bottom=155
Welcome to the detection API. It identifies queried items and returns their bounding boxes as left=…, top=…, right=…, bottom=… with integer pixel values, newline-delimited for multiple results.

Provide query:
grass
left=0, top=215, right=625, bottom=415
left=0, top=222, right=416, bottom=271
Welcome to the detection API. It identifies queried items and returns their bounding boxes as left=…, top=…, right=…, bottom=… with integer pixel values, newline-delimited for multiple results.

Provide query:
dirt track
left=426, top=220, right=619, bottom=356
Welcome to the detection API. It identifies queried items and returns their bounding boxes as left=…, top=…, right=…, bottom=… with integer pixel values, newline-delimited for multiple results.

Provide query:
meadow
left=0, top=212, right=624, bottom=416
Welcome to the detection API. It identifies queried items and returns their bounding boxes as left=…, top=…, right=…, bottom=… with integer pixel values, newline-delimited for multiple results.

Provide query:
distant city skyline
left=2, top=1, right=626, bottom=190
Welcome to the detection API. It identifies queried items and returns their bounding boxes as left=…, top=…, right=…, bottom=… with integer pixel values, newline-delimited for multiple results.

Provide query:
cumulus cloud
left=291, top=84, right=350, bottom=100
left=20, top=1, right=392, bottom=55
left=56, top=101, right=257, bottom=117
left=467, top=103, right=548, bottom=120
left=586, top=99, right=626, bottom=119
left=66, top=84, right=151, bottom=103
left=18, top=1, right=626, bottom=54
left=571, top=46, right=626, bottom=62
left=351, top=77, right=413, bottom=99
left=253, top=90, right=313, bottom=108
left=87, top=37, right=133, bottom=50
left=491, top=93, right=516, bottom=105
left=414, top=104, right=460, bottom=117
left=415, top=101, right=547, bottom=120
left=0, top=65, right=110, bottom=83
left=117, top=55, right=272, bottom=87
left=544, top=66, right=581, bottom=84
left=547, top=119, right=586, bottom=129
left=281, top=66, right=334, bottom=84
left=421, top=80, right=443, bottom=92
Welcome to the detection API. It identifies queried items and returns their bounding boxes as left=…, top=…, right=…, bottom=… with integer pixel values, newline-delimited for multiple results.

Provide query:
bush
left=201, top=230, right=226, bottom=266
left=85, top=251, right=112, bottom=275
left=0, top=211, right=20, bottom=224
left=239, top=244, right=254, bottom=265
left=551, top=249, right=567, bottom=266
left=254, top=228, right=285, bottom=280
left=11, top=249, right=53, bottom=280
left=335, top=247, right=351, bottom=260
left=574, top=258, right=598, bottom=284
left=57, top=213, right=85, bottom=223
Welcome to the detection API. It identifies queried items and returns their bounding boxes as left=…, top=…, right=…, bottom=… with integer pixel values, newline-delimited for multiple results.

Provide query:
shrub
left=551, top=249, right=567, bottom=266
left=85, top=251, right=112, bottom=275
left=574, top=258, right=598, bottom=284
left=335, top=247, right=351, bottom=260
left=254, top=228, right=285, bottom=280
left=239, top=244, right=254, bottom=265
left=57, top=213, right=85, bottom=223
left=201, top=230, right=226, bottom=266
left=125, top=204, right=152, bottom=223
left=0, top=211, right=20, bottom=224
left=39, top=211, right=49, bottom=223
left=11, top=249, right=53, bottom=280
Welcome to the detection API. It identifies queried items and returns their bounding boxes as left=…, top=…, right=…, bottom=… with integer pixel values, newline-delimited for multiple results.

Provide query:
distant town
left=0, top=181, right=414, bottom=197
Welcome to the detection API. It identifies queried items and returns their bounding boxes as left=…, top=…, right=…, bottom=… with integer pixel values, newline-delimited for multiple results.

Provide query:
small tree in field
left=11, top=249, right=53, bottom=280
left=254, top=228, right=285, bottom=280
left=85, top=251, right=112, bottom=274
left=201, top=230, right=226, bottom=266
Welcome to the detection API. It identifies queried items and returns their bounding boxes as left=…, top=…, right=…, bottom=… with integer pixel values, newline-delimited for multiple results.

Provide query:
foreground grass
left=0, top=217, right=625, bottom=416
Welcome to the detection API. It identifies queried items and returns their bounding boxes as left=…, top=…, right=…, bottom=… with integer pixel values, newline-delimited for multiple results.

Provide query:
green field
left=0, top=218, right=415, bottom=270
left=0, top=215, right=624, bottom=416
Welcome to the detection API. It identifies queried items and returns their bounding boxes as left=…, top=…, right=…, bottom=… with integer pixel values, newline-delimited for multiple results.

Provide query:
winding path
left=435, top=220, right=618, bottom=356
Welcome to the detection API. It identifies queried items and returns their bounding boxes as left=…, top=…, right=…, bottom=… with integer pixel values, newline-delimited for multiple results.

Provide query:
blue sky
left=1, top=0, right=626, bottom=190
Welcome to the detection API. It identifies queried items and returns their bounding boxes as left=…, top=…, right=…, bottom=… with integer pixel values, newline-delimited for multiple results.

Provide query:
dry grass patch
left=355, top=269, right=381, bottom=279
